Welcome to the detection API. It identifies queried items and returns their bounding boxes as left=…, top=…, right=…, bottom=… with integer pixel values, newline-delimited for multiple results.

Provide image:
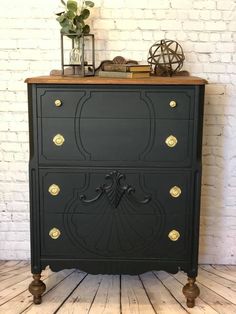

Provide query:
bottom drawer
left=41, top=213, right=190, bottom=260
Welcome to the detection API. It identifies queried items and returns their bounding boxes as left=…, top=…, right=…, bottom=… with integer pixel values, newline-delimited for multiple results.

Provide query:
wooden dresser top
left=25, top=75, right=207, bottom=85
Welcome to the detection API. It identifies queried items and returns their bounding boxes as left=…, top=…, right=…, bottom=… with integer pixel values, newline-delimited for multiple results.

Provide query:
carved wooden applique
left=80, top=170, right=151, bottom=208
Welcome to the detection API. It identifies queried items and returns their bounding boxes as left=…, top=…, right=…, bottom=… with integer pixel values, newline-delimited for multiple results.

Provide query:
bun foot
left=182, top=277, right=200, bottom=308
left=29, top=273, right=46, bottom=304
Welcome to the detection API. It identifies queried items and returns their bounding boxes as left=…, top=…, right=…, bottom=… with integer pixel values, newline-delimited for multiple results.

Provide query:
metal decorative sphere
left=147, top=39, right=185, bottom=76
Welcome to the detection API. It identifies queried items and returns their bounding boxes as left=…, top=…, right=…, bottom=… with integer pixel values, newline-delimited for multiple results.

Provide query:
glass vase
left=69, top=37, right=81, bottom=65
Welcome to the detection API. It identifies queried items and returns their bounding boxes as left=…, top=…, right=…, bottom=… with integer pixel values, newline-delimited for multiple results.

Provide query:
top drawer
left=36, top=85, right=195, bottom=119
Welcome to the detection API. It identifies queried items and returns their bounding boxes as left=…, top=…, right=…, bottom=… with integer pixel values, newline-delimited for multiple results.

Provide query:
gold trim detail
left=165, top=135, right=178, bottom=147
left=168, top=230, right=180, bottom=241
left=54, top=99, right=62, bottom=107
left=53, top=134, right=65, bottom=146
left=169, top=100, right=177, bottom=108
left=169, top=186, right=182, bottom=198
left=48, top=184, right=60, bottom=196
left=49, top=227, right=61, bottom=239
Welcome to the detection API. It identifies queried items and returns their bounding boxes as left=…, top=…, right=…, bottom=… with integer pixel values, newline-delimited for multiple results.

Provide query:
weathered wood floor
left=0, top=262, right=236, bottom=313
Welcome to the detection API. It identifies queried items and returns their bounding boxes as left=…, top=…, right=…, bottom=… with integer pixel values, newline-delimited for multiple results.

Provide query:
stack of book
left=98, top=64, right=151, bottom=78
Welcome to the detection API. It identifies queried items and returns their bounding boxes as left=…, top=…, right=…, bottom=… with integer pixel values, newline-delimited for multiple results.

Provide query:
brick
left=199, top=33, right=209, bottom=41
left=6, top=201, right=29, bottom=212
left=209, top=54, right=220, bottom=62
left=205, top=21, right=227, bottom=31
left=94, top=19, right=117, bottom=30
left=106, top=41, right=126, bottom=51
left=5, top=232, right=29, bottom=241
left=222, top=11, right=235, bottom=21
left=126, top=41, right=148, bottom=51
left=147, top=0, right=170, bottom=9
left=211, top=10, right=222, bottom=20
left=221, top=32, right=234, bottom=41
left=188, top=10, right=200, bottom=20
left=198, top=54, right=210, bottom=62
left=220, top=53, right=232, bottom=62
left=141, top=31, right=153, bottom=41
left=187, top=32, right=198, bottom=41
left=193, top=1, right=216, bottom=9
left=217, top=1, right=236, bottom=10
left=125, top=0, right=150, bottom=9
left=219, top=75, right=231, bottom=84
left=200, top=10, right=211, bottom=20
left=0, top=122, right=9, bottom=131
left=160, top=20, right=182, bottom=30
left=103, top=0, right=125, bottom=8
left=216, top=42, right=235, bottom=53
left=171, top=0, right=192, bottom=9
left=143, top=9, right=162, bottom=19
left=176, top=31, right=188, bottom=41
left=136, top=19, right=162, bottom=30
left=194, top=43, right=215, bottom=53
left=183, top=21, right=204, bottom=30
left=206, top=84, right=225, bottom=95
left=113, top=20, right=137, bottom=30
left=210, top=33, right=221, bottom=41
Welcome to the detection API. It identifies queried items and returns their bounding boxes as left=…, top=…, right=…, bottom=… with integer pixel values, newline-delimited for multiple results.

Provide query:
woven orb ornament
left=147, top=39, right=185, bottom=76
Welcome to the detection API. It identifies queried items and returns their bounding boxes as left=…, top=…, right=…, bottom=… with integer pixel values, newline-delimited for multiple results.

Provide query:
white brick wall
left=0, top=0, right=236, bottom=264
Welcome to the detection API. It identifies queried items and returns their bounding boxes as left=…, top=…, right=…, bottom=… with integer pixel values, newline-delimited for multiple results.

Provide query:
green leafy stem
left=56, top=0, right=94, bottom=38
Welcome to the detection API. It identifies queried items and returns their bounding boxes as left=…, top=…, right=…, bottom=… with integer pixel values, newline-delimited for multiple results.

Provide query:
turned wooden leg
left=182, top=276, right=200, bottom=308
left=29, top=273, right=46, bottom=304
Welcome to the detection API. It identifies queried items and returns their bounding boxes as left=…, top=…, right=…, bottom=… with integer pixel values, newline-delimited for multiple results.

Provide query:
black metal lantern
left=60, top=33, right=95, bottom=76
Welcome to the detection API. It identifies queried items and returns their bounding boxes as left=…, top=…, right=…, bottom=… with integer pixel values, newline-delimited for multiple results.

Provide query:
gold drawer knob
left=169, top=100, right=177, bottom=108
left=54, top=99, right=62, bottom=107
left=165, top=135, right=178, bottom=148
left=170, top=186, right=182, bottom=198
left=53, top=134, right=65, bottom=146
left=168, top=230, right=180, bottom=241
left=49, top=227, right=61, bottom=239
left=48, top=184, right=60, bottom=196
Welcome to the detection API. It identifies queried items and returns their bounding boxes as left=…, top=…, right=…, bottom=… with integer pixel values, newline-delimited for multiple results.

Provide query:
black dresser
left=26, top=76, right=206, bottom=307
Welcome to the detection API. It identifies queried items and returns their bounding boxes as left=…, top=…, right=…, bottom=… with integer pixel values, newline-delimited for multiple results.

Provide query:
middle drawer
left=40, top=168, right=192, bottom=216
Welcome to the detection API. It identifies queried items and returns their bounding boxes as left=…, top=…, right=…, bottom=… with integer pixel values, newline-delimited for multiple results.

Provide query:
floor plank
left=140, top=272, right=188, bottom=313
left=121, top=274, right=156, bottom=314
left=56, top=274, right=103, bottom=313
left=88, top=275, right=120, bottom=314
left=0, top=265, right=30, bottom=283
left=226, top=266, right=236, bottom=272
left=0, top=270, right=32, bottom=291
left=200, top=265, right=236, bottom=282
left=199, top=268, right=236, bottom=291
left=0, top=261, right=7, bottom=267
left=213, top=265, right=236, bottom=278
left=0, top=261, right=28, bottom=274
left=197, top=269, right=236, bottom=305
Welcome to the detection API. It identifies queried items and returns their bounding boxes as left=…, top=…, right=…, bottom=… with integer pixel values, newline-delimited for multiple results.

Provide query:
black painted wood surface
left=28, top=83, right=205, bottom=278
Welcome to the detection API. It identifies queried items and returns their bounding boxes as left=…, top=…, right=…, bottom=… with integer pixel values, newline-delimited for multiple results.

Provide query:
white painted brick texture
left=0, top=0, right=236, bottom=264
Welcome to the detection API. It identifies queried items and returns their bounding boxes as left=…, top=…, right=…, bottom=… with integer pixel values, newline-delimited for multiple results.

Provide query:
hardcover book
left=103, top=64, right=151, bottom=72
left=98, top=71, right=150, bottom=78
